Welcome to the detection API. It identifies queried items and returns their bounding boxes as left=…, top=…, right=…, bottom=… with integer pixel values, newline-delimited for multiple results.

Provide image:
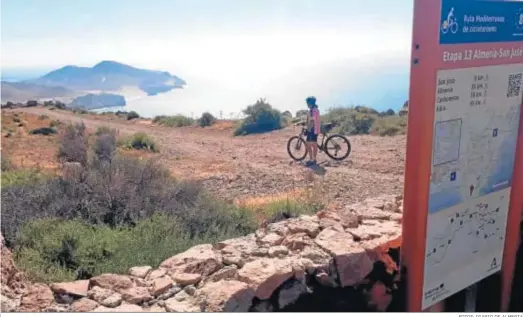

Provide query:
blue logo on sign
left=441, top=7, right=459, bottom=35
left=440, top=0, right=523, bottom=44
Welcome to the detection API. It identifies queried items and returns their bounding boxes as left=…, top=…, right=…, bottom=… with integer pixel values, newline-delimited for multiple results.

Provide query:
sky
left=1, top=0, right=414, bottom=113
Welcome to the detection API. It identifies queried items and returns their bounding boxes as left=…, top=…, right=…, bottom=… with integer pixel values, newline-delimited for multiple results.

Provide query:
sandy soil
left=2, top=108, right=407, bottom=206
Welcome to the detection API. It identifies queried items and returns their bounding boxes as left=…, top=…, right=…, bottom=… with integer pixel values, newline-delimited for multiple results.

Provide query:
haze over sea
left=2, top=0, right=414, bottom=118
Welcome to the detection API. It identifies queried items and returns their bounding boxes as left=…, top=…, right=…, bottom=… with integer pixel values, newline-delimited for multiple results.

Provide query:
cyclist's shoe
left=305, top=160, right=317, bottom=167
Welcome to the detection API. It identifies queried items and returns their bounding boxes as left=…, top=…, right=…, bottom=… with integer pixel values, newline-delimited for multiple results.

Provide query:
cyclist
left=445, top=7, right=454, bottom=29
left=305, top=96, right=320, bottom=166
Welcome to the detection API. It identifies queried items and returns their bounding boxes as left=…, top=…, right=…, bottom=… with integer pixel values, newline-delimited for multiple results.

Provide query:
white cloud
left=2, top=24, right=411, bottom=86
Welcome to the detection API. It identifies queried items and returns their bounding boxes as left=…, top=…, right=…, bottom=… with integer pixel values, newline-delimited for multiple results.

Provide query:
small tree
left=58, top=123, right=88, bottom=166
left=199, top=112, right=216, bottom=127
left=93, top=130, right=117, bottom=165
left=55, top=101, right=66, bottom=110
left=234, top=98, right=284, bottom=136
left=127, top=111, right=140, bottom=120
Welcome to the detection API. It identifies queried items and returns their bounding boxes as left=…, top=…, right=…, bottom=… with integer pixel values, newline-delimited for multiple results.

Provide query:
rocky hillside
left=28, top=61, right=186, bottom=96
left=70, top=93, right=126, bottom=110
left=1, top=81, right=76, bottom=102
left=1, top=195, right=403, bottom=312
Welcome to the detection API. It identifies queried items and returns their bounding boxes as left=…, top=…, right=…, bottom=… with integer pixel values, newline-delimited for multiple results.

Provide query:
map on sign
left=422, top=63, right=523, bottom=307
left=428, top=65, right=522, bottom=214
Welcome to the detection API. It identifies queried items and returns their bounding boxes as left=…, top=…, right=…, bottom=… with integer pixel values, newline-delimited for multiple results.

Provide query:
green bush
left=1, top=155, right=257, bottom=247
left=295, top=110, right=309, bottom=118
left=118, top=132, right=158, bottom=152
left=2, top=155, right=12, bottom=172
left=199, top=112, right=216, bottom=127
left=29, top=127, right=57, bottom=136
left=93, top=131, right=117, bottom=165
left=354, top=105, right=379, bottom=115
left=153, top=115, right=194, bottom=127
left=127, top=111, right=140, bottom=120
left=95, top=126, right=116, bottom=136
left=1, top=168, right=48, bottom=188
left=58, top=123, right=88, bottom=166
left=234, top=98, right=285, bottom=136
left=321, top=107, right=376, bottom=135
left=55, top=101, right=66, bottom=110
left=320, top=106, right=407, bottom=136
left=13, top=212, right=255, bottom=283
left=370, top=116, right=407, bottom=136
left=38, top=115, right=49, bottom=120
left=49, top=120, right=61, bottom=128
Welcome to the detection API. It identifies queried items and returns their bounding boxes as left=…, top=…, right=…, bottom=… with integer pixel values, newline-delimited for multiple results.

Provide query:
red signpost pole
left=501, top=108, right=523, bottom=311
left=402, top=0, right=523, bottom=312
left=401, top=0, right=440, bottom=312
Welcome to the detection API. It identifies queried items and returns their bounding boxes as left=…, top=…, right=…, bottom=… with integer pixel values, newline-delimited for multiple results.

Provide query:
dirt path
left=13, top=108, right=407, bottom=206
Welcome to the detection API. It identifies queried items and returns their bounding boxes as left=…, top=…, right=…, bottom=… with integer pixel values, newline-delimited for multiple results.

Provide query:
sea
left=2, top=65, right=410, bottom=119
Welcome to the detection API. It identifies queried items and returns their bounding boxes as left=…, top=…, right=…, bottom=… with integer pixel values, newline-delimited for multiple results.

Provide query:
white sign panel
left=422, top=64, right=523, bottom=308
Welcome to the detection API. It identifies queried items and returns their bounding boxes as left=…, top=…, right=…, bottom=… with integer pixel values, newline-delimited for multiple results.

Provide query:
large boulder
left=19, top=284, right=54, bottom=312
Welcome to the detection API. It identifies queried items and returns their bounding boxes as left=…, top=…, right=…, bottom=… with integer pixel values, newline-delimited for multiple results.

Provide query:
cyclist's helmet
left=306, top=96, right=317, bottom=107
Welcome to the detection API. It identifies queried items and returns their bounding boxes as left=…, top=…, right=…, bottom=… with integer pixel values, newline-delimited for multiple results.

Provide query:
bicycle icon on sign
left=441, top=7, right=458, bottom=34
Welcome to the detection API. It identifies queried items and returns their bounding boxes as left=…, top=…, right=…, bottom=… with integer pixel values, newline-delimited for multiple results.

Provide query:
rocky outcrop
left=1, top=194, right=403, bottom=312
left=1, top=234, right=28, bottom=312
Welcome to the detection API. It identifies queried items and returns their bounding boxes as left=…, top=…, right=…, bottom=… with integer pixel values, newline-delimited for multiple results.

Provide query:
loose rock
left=50, top=280, right=89, bottom=297
left=90, top=274, right=133, bottom=291
left=268, top=245, right=289, bottom=257
left=172, top=272, right=202, bottom=285
left=160, top=244, right=222, bottom=277
left=120, top=286, right=153, bottom=304
left=184, top=285, right=197, bottom=296
left=19, top=283, right=54, bottom=312
left=151, top=276, right=173, bottom=297
left=207, top=265, right=238, bottom=283
left=71, top=298, right=99, bottom=312
left=93, top=303, right=143, bottom=312
left=164, top=297, right=201, bottom=312
left=101, top=293, right=122, bottom=308
left=128, top=266, right=152, bottom=279
left=237, top=258, right=300, bottom=300
left=147, top=269, right=167, bottom=281
left=196, top=280, right=255, bottom=312
left=87, top=286, right=114, bottom=303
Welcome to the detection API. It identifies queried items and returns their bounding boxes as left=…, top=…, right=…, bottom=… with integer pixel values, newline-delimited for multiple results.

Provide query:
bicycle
left=287, top=122, right=351, bottom=162
left=441, top=15, right=458, bottom=34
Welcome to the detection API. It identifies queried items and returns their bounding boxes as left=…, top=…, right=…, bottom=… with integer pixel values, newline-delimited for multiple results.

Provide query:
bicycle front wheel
left=324, top=134, right=351, bottom=161
left=287, top=136, right=308, bottom=161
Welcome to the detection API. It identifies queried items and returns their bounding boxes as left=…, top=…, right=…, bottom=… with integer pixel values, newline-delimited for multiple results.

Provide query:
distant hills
left=1, top=61, right=186, bottom=105
left=71, top=93, right=126, bottom=110
left=1, top=81, right=75, bottom=102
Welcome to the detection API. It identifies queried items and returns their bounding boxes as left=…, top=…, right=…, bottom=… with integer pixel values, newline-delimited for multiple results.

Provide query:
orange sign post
left=402, top=0, right=523, bottom=312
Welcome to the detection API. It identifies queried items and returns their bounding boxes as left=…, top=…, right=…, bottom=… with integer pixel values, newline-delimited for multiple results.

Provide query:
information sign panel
left=402, top=0, right=523, bottom=311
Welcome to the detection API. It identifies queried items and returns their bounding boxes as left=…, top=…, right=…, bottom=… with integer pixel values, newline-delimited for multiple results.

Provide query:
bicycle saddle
left=321, top=122, right=334, bottom=133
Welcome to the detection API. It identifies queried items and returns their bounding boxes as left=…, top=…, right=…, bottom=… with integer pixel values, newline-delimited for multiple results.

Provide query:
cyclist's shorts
left=306, top=132, right=318, bottom=142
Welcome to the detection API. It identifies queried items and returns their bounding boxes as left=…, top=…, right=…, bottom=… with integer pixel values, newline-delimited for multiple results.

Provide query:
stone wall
left=1, top=194, right=404, bottom=312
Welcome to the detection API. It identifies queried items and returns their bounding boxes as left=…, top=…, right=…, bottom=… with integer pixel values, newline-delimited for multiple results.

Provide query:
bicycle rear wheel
left=287, top=136, right=308, bottom=161
left=324, top=134, right=351, bottom=161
